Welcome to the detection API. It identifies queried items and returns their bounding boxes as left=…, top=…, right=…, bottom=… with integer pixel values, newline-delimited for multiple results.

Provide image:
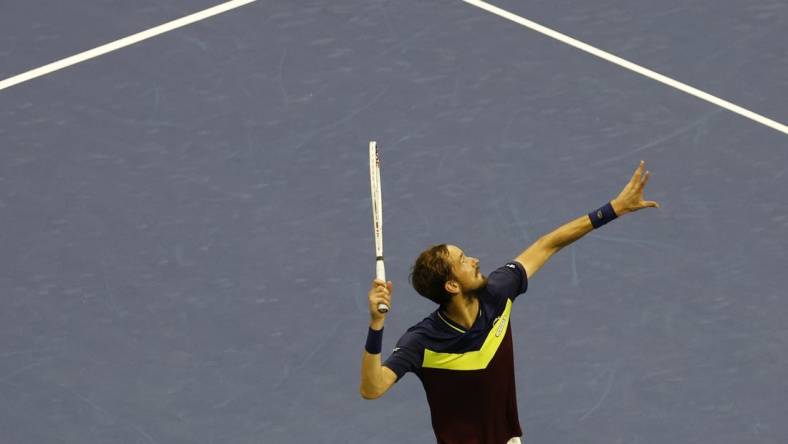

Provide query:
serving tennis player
left=360, top=161, right=660, bottom=444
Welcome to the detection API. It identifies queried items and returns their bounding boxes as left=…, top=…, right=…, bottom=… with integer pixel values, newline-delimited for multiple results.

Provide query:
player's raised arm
left=359, top=279, right=398, bottom=400
left=516, top=160, right=660, bottom=279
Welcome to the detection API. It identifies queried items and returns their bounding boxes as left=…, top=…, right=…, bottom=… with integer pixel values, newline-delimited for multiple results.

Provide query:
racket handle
left=376, top=259, right=389, bottom=313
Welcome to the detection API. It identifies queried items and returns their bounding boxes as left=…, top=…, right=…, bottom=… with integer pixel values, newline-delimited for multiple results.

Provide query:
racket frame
left=369, top=141, right=389, bottom=313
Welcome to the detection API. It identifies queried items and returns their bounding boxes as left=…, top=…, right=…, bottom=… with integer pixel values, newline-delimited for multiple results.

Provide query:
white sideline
left=0, top=0, right=257, bottom=92
left=462, top=0, right=788, bottom=136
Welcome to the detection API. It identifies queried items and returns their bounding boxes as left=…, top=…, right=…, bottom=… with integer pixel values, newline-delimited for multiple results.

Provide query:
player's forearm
left=543, top=199, right=625, bottom=250
left=359, top=351, right=386, bottom=399
left=541, top=214, right=593, bottom=251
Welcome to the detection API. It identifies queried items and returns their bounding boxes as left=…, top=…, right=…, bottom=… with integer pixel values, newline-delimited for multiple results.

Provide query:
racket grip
left=376, top=259, right=389, bottom=313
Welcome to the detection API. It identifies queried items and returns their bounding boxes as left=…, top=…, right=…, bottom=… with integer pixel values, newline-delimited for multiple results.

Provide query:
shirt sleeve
left=382, top=330, right=424, bottom=382
left=484, top=261, right=529, bottom=304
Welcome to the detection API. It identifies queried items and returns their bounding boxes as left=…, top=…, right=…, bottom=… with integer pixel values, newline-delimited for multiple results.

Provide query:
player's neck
left=443, top=295, right=479, bottom=330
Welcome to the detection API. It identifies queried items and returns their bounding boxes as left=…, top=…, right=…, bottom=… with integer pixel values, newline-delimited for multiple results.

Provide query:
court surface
left=1, top=1, right=786, bottom=443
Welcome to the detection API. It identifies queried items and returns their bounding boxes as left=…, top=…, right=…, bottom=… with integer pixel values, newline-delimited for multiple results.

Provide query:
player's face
left=447, top=245, right=487, bottom=293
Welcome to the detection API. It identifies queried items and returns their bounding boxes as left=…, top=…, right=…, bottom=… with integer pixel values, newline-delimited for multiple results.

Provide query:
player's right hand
left=368, top=279, right=392, bottom=322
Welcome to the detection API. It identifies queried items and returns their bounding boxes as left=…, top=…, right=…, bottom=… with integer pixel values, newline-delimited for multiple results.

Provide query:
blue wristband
left=365, top=327, right=383, bottom=354
left=588, top=202, right=618, bottom=228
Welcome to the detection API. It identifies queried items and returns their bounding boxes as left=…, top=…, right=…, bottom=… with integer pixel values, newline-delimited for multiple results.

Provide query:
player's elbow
left=359, top=385, right=383, bottom=400
left=514, top=238, right=548, bottom=280
left=360, top=366, right=396, bottom=399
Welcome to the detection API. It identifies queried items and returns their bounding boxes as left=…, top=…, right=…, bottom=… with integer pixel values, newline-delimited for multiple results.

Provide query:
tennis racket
left=369, top=141, right=389, bottom=314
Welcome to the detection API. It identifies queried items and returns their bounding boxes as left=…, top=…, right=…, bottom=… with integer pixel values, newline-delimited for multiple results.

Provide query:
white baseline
left=0, top=0, right=257, bottom=92
left=462, top=0, right=788, bottom=136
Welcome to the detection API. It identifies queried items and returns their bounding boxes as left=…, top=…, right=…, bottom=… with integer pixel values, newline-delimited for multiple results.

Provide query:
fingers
left=629, top=160, right=645, bottom=186
left=620, top=161, right=660, bottom=211
left=372, top=280, right=393, bottom=289
left=638, top=169, right=650, bottom=189
left=370, top=280, right=392, bottom=308
left=636, top=165, right=660, bottom=208
left=371, top=291, right=391, bottom=311
left=633, top=161, right=655, bottom=192
left=377, top=291, right=392, bottom=307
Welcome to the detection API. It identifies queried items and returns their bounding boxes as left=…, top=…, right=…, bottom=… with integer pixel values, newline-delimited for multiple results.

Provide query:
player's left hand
left=612, top=160, right=661, bottom=215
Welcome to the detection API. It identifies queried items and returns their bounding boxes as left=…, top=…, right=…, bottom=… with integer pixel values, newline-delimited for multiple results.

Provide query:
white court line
left=0, top=0, right=257, bottom=92
left=462, top=0, right=788, bottom=136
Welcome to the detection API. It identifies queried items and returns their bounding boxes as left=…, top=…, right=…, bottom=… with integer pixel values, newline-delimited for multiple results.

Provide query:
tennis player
left=360, top=161, right=660, bottom=444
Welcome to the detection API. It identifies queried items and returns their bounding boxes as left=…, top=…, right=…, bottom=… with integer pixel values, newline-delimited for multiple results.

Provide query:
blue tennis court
left=1, top=1, right=786, bottom=443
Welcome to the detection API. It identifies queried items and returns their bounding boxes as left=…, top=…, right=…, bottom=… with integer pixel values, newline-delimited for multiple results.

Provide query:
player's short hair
left=408, top=244, right=455, bottom=305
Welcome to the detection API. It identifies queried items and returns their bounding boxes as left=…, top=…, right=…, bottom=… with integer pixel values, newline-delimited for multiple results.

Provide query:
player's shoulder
left=403, top=313, right=440, bottom=337
left=393, top=323, right=427, bottom=350
left=491, top=261, right=525, bottom=277
left=481, top=260, right=528, bottom=304
left=395, top=311, right=449, bottom=346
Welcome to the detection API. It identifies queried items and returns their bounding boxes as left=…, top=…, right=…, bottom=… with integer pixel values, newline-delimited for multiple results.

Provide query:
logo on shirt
left=494, top=315, right=508, bottom=337
left=506, top=263, right=516, bottom=269
left=392, top=347, right=401, bottom=352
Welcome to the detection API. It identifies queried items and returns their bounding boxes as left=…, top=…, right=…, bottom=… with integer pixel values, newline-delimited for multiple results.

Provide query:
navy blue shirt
left=384, top=261, right=529, bottom=444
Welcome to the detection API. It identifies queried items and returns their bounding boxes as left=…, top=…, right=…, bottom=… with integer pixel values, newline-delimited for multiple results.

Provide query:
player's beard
left=462, top=275, right=487, bottom=302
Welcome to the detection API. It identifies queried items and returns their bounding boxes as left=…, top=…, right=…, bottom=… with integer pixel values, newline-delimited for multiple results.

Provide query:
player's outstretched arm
left=359, top=279, right=398, bottom=400
left=516, top=161, right=660, bottom=279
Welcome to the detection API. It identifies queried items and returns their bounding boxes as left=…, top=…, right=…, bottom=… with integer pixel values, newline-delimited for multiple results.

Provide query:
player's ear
left=444, top=280, right=459, bottom=295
